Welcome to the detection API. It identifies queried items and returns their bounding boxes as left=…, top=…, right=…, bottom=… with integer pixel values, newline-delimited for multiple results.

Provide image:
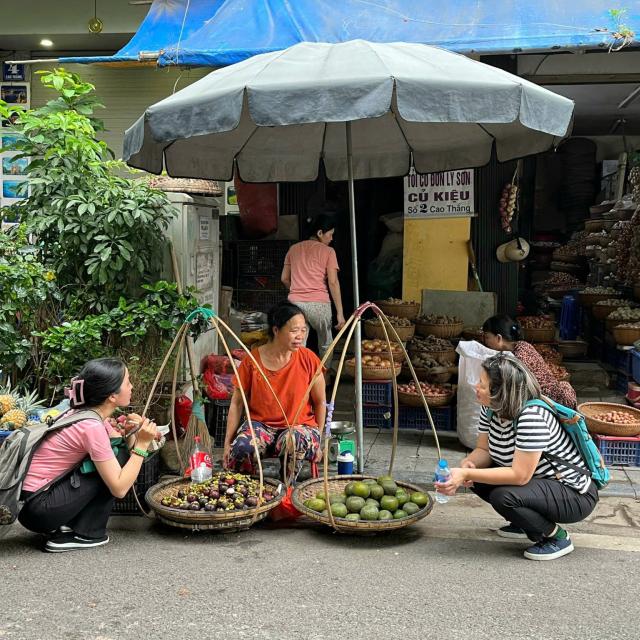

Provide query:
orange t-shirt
left=284, top=240, right=339, bottom=303
left=233, top=347, right=322, bottom=429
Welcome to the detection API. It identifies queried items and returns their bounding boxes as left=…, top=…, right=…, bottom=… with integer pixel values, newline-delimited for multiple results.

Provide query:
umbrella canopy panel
left=124, top=40, right=574, bottom=181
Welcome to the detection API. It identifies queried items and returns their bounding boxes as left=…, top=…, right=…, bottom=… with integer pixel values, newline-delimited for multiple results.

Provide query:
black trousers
left=472, top=478, right=599, bottom=542
left=19, top=469, right=114, bottom=539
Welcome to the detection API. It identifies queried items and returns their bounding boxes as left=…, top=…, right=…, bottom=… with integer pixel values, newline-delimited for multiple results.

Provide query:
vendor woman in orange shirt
left=223, top=302, right=325, bottom=480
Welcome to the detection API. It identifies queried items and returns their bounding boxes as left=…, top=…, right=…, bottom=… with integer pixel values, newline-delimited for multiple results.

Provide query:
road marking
left=423, top=526, right=640, bottom=553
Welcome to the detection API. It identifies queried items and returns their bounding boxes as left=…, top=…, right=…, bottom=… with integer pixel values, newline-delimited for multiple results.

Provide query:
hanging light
left=88, top=0, right=104, bottom=33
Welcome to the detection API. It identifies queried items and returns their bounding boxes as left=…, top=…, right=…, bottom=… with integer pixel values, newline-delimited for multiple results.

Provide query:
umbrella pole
left=346, top=121, right=364, bottom=473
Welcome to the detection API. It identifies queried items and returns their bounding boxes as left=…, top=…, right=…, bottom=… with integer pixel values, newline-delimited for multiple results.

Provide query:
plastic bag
left=268, top=486, right=302, bottom=522
left=455, top=340, right=503, bottom=448
left=203, top=369, right=234, bottom=400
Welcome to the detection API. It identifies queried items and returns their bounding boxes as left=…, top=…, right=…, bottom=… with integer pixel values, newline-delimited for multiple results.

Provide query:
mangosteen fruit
left=245, top=496, right=258, bottom=507
left=177, top=490, right=186, bottom=499
left=209, top=490, right=220, bottom=500
left=187, top=493, right=198, bottom=503
left=189, top=502, right=201, bottom=511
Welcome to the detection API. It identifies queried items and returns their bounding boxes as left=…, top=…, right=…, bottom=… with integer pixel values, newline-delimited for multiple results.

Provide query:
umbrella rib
left=477, top=124, right=496, bottom=143
left=233, top=123, right=261, bottom=176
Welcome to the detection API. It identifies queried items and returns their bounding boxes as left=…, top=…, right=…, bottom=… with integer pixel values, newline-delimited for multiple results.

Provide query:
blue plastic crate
left=632, top=350, right=640, bottom=384
left=595, top=435, right=640, bottom=466
left=616, top=371, right=631, bottom=395
left=614, top=347, right=634, bottom=375
left=0, top=430, right=11, bottom=446
left=363, top=404, right=392, bottom=429
left=398, top=405, right=455, bottom=431
left=362, top=381, right=393, bottom=406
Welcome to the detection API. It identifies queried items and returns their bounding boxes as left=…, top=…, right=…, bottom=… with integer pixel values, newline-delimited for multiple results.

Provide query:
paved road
left=1, top=496, right=639, bottom=640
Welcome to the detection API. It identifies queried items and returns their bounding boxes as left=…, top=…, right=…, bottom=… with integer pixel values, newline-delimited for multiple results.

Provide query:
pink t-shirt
left=285, top=240, right=339, bottom=303
left=23, top=412, right=116, bottom=493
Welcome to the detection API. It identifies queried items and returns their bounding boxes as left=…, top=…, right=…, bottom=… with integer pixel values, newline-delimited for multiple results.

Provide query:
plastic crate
left=0, top=430, right=11, bottom=447
left=206, top=399, right=231, bottom=447
left=594, top=435, right=640, bottom=466
left=236, top=240, right=293, bottom=276
left=615, top=371, right=631, bottom=395
left=610, top=347, right=634, bottom=375
left=362, top=381, right=393, bottom=406
left=632, top=350, right=640, bottom=384
left=234, top=289, right=288, bottom=312
left=398, top=405, right=455, bottom=431
left=112, top=452, right=160, bottom=515
left=363, top=404, right=392, bottom=429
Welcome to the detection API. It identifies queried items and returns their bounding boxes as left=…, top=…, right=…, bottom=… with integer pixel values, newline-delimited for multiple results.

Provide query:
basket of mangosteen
left=292, top=474, right=433, bottom=533
left=145, top=471, right=284, bottom=531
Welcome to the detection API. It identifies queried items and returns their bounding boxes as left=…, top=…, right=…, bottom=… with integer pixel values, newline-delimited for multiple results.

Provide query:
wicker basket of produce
left=462, top=327, right=484, bottom=341
left=364, top=317, right=415, bottom=342
left=410, top=347, right=457, bottom=365
left=547, top=287, right=575, bottom=300
left=408, top=336, right=457, bottom=364
left=522, top=326, right=556, bottom=343
left=592, top=299, right=629, bottom=321
left=556, top=340, right=588, bottom=359
left=547, top=363, right=570, bottom=382
left=397, top=381, right=455, bottom=407
left=401, top=363, right=455, bottom=384
left=362, top=339, right=405, bottom=363
left=415, top=314, right=464, bottom=338
left=292, top=475, right=434, bottom=533
left=584, top=219, right=605, bottom=233
left=589, top=202, right=614, bottom=216
left=145, top=474, right=284, bottom=531
left=345, top=357, right=401, bottom=380
left=552, top=250, right=581, bottom=264
left=578, top=403, right=640, bottom=437
left=578, top=289, right=620, bottom=307
left=533, top=344, right=563, bottom=365
left=374, top=298, right=421, bottom=321
left=612, top=323, right=640, bottom=346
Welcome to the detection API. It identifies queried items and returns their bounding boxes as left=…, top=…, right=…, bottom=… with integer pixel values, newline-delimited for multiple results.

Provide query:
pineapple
left=0, top=390, right=45, bottom=430
left=0, top=382, right=18, bottom=417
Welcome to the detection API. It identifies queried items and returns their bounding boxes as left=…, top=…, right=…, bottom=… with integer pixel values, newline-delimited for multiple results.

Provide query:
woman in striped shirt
left=436, top=353, right=598, bottom=561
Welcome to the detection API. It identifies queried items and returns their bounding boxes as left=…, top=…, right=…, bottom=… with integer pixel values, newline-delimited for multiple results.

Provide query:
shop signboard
left=404, top=167, right=475, bottom=219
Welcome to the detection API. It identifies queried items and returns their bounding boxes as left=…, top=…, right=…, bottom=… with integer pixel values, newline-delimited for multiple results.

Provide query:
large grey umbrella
left=124, top=40, right=574, bottom=471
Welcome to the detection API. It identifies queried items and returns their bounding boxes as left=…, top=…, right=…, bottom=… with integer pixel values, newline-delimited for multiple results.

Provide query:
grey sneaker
left=496, top=524, right=528, bottom=539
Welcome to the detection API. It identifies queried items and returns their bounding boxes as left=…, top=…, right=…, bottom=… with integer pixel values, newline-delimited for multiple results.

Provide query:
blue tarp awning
left=61, top=0, right=639, bottom=67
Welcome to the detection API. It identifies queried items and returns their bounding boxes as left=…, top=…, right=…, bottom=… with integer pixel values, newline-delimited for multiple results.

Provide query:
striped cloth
left=478, top=404, right=591, bottom=494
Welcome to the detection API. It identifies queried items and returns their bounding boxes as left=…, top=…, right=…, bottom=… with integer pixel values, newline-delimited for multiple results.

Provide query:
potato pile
left=518, top=316, right=555, bottom=329
left=417, top=314, right=462, bottom=325
left=397, top=381, right=451, bottom=397
left=410, top=335, right=454, bottom=352
left=591, top=410, right=639, bottom=425
left=356, top=355, right=395, bottom=368
left=366, top=315, right=413, bottom=328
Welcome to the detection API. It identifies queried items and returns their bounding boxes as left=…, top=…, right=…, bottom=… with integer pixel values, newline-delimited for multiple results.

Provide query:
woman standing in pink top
left=281, top=214, right=345, bottom=359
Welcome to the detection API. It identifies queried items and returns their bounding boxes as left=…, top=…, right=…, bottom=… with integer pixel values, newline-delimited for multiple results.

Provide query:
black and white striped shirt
left=478, top=404, right=591, bottom=494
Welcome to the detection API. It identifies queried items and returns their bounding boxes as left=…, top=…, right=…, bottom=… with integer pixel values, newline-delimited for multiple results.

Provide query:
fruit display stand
left=292, top=302, right=440, bottom=533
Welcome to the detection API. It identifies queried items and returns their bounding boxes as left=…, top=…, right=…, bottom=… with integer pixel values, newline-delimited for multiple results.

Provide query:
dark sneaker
left=45, top=532, right=109, bottom=553
left=496, top=524, right=528, bottom=539
left=523, top=537, right=574, bottom=561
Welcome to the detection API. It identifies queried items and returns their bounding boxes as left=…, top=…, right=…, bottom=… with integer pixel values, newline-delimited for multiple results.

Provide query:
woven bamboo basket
left=147, top=176, right=222, bottom=196
left=606, top=317, right=626, bottom=331
left=364, top=322, right=415, bottom=342
left=547, top=288, right=574, bottom=300
left=578, top=403, right=640, bottom=437
left=415, top=320, right=464, bottom=339
left=291, top=475, right=434, bottom=533
left=145, top=477, right=284, bottom=531
left=374, top=300, right=421, bottom=320
left=551, top=251, right=581, bottom=264
left=556, top=340, right=588, bottom=358
left=408, top=346, right=457, bottom=365
left=345, top=359, right=402, bottom=380
left=402, top=364, right=455, bottom=384
left=592, top=303, right=621, bottom=321
left=612, top=326, right=640, bottom=346
left=398, top=388, right=455, bottom=407
left=461, top=328, right=484, bottom=342
left=362, top=345, right=405, bottom=363
left=584, top=219, right=605, bottom=233
left=578, top=292, right=620, bottom=307
left=521, top=326, right=556, bottom=343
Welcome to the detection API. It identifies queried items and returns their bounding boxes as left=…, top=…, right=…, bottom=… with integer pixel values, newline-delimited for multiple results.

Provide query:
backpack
left=0, top=409, right=102, bottom=526
left=487, top=397, right=610, bottom=489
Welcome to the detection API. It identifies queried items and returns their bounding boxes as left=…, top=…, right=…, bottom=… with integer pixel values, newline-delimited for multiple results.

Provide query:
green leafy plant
left=607, top=9, right=635, bottom=51
left=0, top=226, right=59, bottom=378
left=0, top=68, right=176, bottom=312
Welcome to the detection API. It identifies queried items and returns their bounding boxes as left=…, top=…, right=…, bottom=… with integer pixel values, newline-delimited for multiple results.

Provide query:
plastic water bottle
left=434, top=458, right=451, bottom=504
left=189, top=435, right=212, bottom=483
